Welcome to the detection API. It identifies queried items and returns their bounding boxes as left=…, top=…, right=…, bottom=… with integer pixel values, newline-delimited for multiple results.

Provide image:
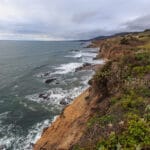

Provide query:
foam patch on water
left=82, top=57, right=105, bottom=64
left=14, top=119, right=51, bottom=150
left=66, top=51, right=97, bottom=58
left=0, top=111, right=59, bottom=150
left=66, top=48, right=105, bottom=65
left=0, top=118, right=56, bottom=150
left=0, top=112, right=16, bottom=150
left=26, top=86, right=87, bottom=106
left=72, top=53, right=82, bottom=58
left=35, top=71, right=51, bottom=78
left=52, top=62, right=83, bottom=74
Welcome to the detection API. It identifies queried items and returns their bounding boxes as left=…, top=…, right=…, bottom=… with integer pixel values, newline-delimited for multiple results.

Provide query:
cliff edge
left=34, top=89, right=99, bottom=150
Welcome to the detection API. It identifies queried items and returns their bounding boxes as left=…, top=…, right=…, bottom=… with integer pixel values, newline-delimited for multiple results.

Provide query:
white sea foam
left=0, top=112, right=16, bottom=150
left=35, top=71, right=51, bottom=78
left=52, top=62, right=83, bottom=74
left=81, top=52, right=97, bottom=58
left=15, top=119, right=51, bottom=150
left=73, top=53, right=82, bottom=58
left=26, top=85, right=87, bottom=106
left=66, top=51, right=97, bottom=58
left=66, top=48, right=105, bottom=65
left=82, top=56, right=105, bottom=64
left=0, top=112, right=9, bottom=118
left=0, top=116, right=58, bottom=150
left=0, top=119, right=52, bottom=150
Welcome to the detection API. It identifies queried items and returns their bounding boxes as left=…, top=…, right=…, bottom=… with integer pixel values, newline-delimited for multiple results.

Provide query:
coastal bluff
left=33, top=89, right=98, bottom=150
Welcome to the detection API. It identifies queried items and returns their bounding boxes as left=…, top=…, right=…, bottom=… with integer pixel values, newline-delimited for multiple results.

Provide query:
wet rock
left=60, top=99, right=69, bottom=105
left=0, top=145, right=6, bottom=149
left=30, top=143, right=35, bottom=148
left=43, top=72, right=51, bottom=77
left=88, top=79, right=93, bottom=85
left=75, top=63, right=92, bottom=71
left=38, top=72, right=51, bottom=78
left=45, top=78, right=57, bottom=84
left=70, top=49, right=80, bottom=52
left=39, top=93, right=49, bottom=99
left=42, top=127, right=49, bottom=135
left=83, top=63, right=91, bottom=67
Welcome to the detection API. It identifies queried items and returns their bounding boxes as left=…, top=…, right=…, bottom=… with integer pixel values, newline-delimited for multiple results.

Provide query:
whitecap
left=52, top=62, right=83, bottom=74
left=26, top=85, right=87, bottom=106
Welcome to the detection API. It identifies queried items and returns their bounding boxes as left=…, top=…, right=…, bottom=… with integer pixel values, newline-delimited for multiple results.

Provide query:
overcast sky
left=0, top=0, right=150, bottom=40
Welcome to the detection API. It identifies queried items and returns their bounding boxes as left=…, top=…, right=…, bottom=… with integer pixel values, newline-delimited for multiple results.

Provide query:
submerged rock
left=45, top=78, right=57, bottom=84
left=75, top=63, right=92, bottom=71
left=43, top=72, right=51, bottom=77
left=60, top=99, right=69, bottom=105
left=70, top=49, right=80, bottom=52
left=42, top=127, right=49, bottom=136
left=39, top=93, right=49, bottom=99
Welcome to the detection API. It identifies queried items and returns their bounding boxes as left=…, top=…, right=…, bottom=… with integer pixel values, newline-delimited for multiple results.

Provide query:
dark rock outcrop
left=45, top=78, right=56, bottom=84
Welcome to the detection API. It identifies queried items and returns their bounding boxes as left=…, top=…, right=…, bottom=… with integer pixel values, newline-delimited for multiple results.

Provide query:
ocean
left=0, top=40, right=103, bottom=150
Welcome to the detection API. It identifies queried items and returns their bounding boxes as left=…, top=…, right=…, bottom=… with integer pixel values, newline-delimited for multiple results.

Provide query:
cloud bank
left=0, top=0, right=150, bottom=40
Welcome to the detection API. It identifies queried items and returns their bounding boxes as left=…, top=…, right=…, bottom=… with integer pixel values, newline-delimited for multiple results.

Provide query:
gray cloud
left=0, top=0, right=150, bottom=40
left=123, top=15, right=150, bottom=31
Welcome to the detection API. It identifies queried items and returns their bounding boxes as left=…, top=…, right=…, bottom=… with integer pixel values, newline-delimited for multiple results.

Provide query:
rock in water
left=45, top=78, right=56, bottom=84
left=60, top=99, right=69, bottom=105
left=39, top=93, right=49, bottom=99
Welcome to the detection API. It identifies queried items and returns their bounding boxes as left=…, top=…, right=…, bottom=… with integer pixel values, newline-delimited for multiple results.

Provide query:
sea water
left=0, top=40, right=103, bottom=150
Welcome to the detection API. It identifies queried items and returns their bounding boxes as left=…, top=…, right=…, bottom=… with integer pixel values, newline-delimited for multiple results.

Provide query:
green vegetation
left=96, top=116, right=150, bottom=150
left=120, top=91, right=144, bottom=110
left=72, top=30, right=150, bottom=150
left=120, top=37, right=129, bottom=45
left=87, top=115, right=115, bottom=127
left=132, top=65, right=150, bottom=77
left=73, top=145, right=85, bottom=150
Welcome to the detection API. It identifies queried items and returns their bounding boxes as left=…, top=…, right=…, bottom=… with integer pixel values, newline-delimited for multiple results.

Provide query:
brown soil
left=33, top=89, right=98, bottom=150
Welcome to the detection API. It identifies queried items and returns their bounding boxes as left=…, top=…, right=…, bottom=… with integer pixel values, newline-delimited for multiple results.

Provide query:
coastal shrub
left=135, top=52, right=150, bottom=65
left=119, top=52, right=150, bottom=70
left=87, top=115, right=114, bottom=127
left=136, top=87, right=150, bottom=98
left=144, top=105, right=150, bottom=121
left=96, top=117, right=150, bottom=150
left=94, top=70, right=110, bottom=80
left=121, top=119, right=150, bottom=146
left=96, top=132, right=118, bottom=150
left=72, top=145, right=84, bottom=150
left=94, top=61, right=112, bottom=81
left=110, top=97, right=119, bottom=105
left=99, top=115, right=115, bottom=126
left=132, top=65, right=150, bottom=77
left=120, top=37, right=129, bottom=45
left=121, top=94, right=144, bottom=111
left=93, top=61, right=112, bottom=97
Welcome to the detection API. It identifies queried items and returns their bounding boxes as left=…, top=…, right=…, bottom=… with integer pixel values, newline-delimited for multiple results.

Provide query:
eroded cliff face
left=91, top=34, right=145, bottom=60
left=34, top=89, right=99, bottom=150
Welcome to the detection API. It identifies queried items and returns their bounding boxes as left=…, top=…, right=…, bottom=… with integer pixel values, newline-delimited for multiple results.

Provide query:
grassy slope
left=72, top=30, right=150, bottom=150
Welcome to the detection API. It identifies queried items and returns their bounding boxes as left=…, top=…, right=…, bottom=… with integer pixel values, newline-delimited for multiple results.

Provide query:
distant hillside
left=90, top=29, right=150, bottom=41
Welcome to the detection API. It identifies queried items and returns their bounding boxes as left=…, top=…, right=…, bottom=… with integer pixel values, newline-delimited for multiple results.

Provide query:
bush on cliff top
left=96, top=116, right=150, bottom=150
